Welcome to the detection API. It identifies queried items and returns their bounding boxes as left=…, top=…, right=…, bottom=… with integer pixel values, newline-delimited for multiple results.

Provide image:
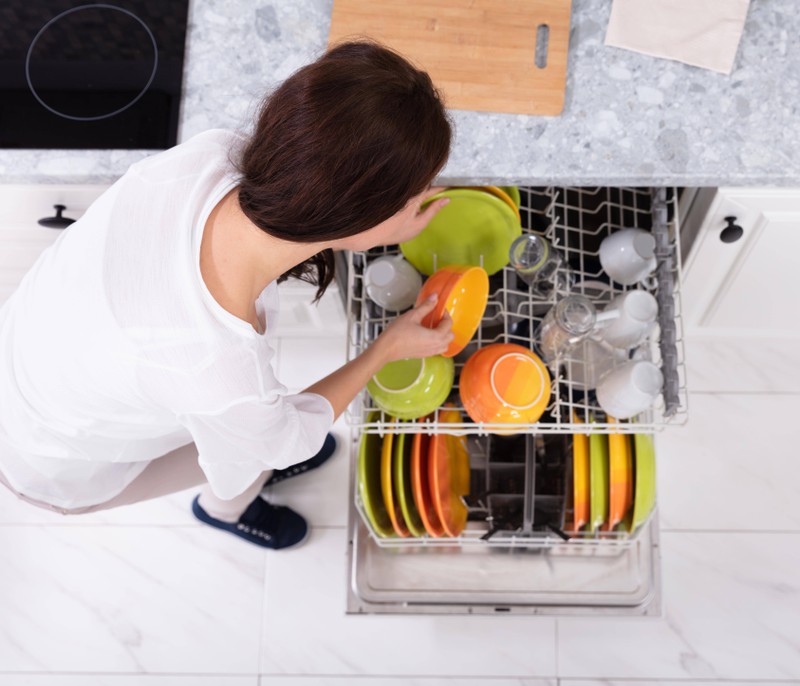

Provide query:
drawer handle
left=38, top=204, right=76, bottom=229
left=720, top=216, right=744, bottom=243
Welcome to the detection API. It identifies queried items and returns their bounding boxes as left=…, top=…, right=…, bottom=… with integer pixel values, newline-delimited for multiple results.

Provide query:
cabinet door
left=682, top=187, right=800, bottom=338
left=276, top=279, right=346, bottom=338
left=681, top=187, right=800, bottom=392
left=0, top=184, right=108, bottom=305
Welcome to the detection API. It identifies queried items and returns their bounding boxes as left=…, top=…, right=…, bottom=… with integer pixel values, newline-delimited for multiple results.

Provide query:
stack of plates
left=357, top=408, right=471, bottom=538
left=400, top=186, right=522, bottom=276
left=571, top=423, right=656, bottom=534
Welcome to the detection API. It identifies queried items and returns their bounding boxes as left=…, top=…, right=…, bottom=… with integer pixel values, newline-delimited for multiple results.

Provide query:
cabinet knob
left=720, top=216, right=744, bottom=243
left=38, top=204, right=76, bottom=229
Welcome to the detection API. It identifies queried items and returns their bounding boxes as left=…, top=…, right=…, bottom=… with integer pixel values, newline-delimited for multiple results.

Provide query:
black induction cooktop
left=0, top=1, right=190, bottom=149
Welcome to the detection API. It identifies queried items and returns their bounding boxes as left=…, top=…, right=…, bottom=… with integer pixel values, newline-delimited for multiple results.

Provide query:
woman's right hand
left=374, top=295, right=454, bottom=363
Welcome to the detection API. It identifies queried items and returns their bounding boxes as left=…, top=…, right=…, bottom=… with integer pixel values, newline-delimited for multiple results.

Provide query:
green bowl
left=367, top=356, right=454, bottom=420
left=400, top=188, right=521, bottom=276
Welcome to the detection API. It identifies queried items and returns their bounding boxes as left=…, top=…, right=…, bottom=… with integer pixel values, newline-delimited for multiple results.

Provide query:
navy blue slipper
left=192, top=495, right=308, bottom=549
left=263, top=433, right=337, bottom=487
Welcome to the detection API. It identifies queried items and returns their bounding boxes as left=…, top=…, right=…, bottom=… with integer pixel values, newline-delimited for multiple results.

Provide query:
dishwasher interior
left=341, top=186, right=687, bottom=615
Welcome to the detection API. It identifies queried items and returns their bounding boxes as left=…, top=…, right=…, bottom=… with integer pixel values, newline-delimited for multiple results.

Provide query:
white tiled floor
left=2, top=325, right=800, bottom=684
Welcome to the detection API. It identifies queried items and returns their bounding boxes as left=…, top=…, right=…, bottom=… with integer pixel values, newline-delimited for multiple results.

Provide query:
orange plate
left=410, top=419, right=445, bottom=537
left=428, top=406, right=470, bottom=537
left=415, top=265, right=489, bottom=358
left=381, top=423, right=409, bottom=537
left=605, top=427, right=633, bottom=532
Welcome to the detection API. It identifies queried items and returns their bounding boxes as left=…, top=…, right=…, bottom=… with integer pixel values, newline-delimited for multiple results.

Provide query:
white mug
left=364, top=256, right=422, bottom=311
left=596, top=360, right=663, bottom=420
left=599, top=229, right=657, bottom=286
left=597, top=290, right=658, bottom=349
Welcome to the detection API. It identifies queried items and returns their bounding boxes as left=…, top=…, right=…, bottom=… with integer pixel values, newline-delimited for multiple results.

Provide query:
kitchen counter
left=2, top=0, right=798, bottom=186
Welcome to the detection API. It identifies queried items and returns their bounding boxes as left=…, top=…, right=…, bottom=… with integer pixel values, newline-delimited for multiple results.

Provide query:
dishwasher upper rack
left=344, top=186, right=688, bottom=435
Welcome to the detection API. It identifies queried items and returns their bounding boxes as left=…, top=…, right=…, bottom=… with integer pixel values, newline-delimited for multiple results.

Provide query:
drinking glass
left=509, top=234, right=572, bottom=295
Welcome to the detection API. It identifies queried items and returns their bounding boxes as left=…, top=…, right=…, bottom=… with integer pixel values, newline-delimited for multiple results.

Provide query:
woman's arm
left=302, top=295, right=452, bottom=419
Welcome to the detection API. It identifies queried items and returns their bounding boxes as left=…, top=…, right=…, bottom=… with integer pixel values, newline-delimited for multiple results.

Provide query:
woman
left=0, top=41, right=453, bottom=549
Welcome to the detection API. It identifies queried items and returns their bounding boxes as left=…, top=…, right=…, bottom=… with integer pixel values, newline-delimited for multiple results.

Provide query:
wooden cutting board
left=328, top=0, right=572, bottom=116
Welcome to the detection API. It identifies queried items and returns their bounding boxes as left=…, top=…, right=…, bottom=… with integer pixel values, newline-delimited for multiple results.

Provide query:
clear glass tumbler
left=538, top=295, right=598, bottom=364
left=509, top=234, right=571, bottom=295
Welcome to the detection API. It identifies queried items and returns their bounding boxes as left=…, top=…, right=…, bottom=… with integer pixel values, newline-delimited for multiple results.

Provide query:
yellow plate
left=606, top=431, right=633, bottom=531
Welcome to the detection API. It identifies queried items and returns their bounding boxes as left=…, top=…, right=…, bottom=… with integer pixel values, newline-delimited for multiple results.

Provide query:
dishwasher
left=337, top=186, right=687, bottom=616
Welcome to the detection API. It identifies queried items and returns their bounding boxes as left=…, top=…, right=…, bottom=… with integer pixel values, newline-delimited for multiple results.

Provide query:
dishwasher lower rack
left=347, top=429, right=662, bottom=615
left=351, top=425, right=654, bottom=549
left=344, top=186, right=688, bottom=436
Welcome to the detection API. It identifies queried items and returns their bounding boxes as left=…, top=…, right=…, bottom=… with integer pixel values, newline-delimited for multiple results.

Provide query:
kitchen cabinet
left=680, top=187, right=800, bottom=392
left=681, top=187, right=800, bottom=338
left=0, top=184, right=108, bottom=305
left=276, top=278, right=346, bottom=338
left=0, top=183, right=346, bottom=334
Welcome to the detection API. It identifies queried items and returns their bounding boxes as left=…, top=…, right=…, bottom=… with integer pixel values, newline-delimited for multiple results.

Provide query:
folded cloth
left=604, top=0, right=751, bottom=74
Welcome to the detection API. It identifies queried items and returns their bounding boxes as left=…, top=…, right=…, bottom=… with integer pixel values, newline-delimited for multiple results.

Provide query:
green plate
left=499, top=186, right=521, bottom=208
left=400, top=188, right=521, bottom=276
left=628, top=433, right=656, bottom=532
left=588, top=433, right=609, bottom=533
left=393, top=430, right=426, bottom=537
left=357, top=411, right=394, bottom=537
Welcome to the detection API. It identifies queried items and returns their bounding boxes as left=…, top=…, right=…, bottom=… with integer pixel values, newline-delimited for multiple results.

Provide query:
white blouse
left=0, top=130, right=334, bottom=509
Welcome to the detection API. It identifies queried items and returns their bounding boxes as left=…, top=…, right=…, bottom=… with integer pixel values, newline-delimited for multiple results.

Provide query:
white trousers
left=0, top=443, right=272, bottom=523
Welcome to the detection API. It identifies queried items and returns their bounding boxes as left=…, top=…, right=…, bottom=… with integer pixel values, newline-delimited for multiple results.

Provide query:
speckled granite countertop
left=2, top=0, right=798, bottom=186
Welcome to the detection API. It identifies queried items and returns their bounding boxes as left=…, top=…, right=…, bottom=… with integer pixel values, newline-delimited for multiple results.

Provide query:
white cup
left=596, top=360, right=663, bottom=420
left=599, top=229, right=657, bottom=286
left=597, top=290, right=658, bottom=349
left=364, top=255, right=422, bottom=311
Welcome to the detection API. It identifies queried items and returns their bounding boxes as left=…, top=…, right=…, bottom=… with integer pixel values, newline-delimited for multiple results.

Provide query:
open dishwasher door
left=346, top=436, right=662, bottom=617
left=343, top=187, right=686, bottom=616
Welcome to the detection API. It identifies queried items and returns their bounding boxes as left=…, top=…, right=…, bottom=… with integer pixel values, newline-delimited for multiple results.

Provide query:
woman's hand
left=374, top=294, right=454, bottom=363
left=384, top=186, right=450, bottom=246
left=303, top=294, right=452, bottom=420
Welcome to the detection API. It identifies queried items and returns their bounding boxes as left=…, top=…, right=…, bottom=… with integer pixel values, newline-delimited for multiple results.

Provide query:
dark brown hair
left=236, top=40, right=452, bottom=301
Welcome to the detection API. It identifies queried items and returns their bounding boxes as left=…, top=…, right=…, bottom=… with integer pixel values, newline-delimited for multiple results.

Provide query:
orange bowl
left=415, top=265, right=489, bottom=358
left=459, top=343, right=551, bottom=427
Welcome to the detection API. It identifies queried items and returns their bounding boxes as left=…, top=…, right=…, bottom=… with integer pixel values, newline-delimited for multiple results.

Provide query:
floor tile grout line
left=255, top=673, right=561, bottom=680
left=2, top=674, right=798, bottom=683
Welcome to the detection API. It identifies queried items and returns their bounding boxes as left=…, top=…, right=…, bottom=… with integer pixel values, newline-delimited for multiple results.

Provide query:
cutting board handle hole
left=535, top=24, right=550, bottom=69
